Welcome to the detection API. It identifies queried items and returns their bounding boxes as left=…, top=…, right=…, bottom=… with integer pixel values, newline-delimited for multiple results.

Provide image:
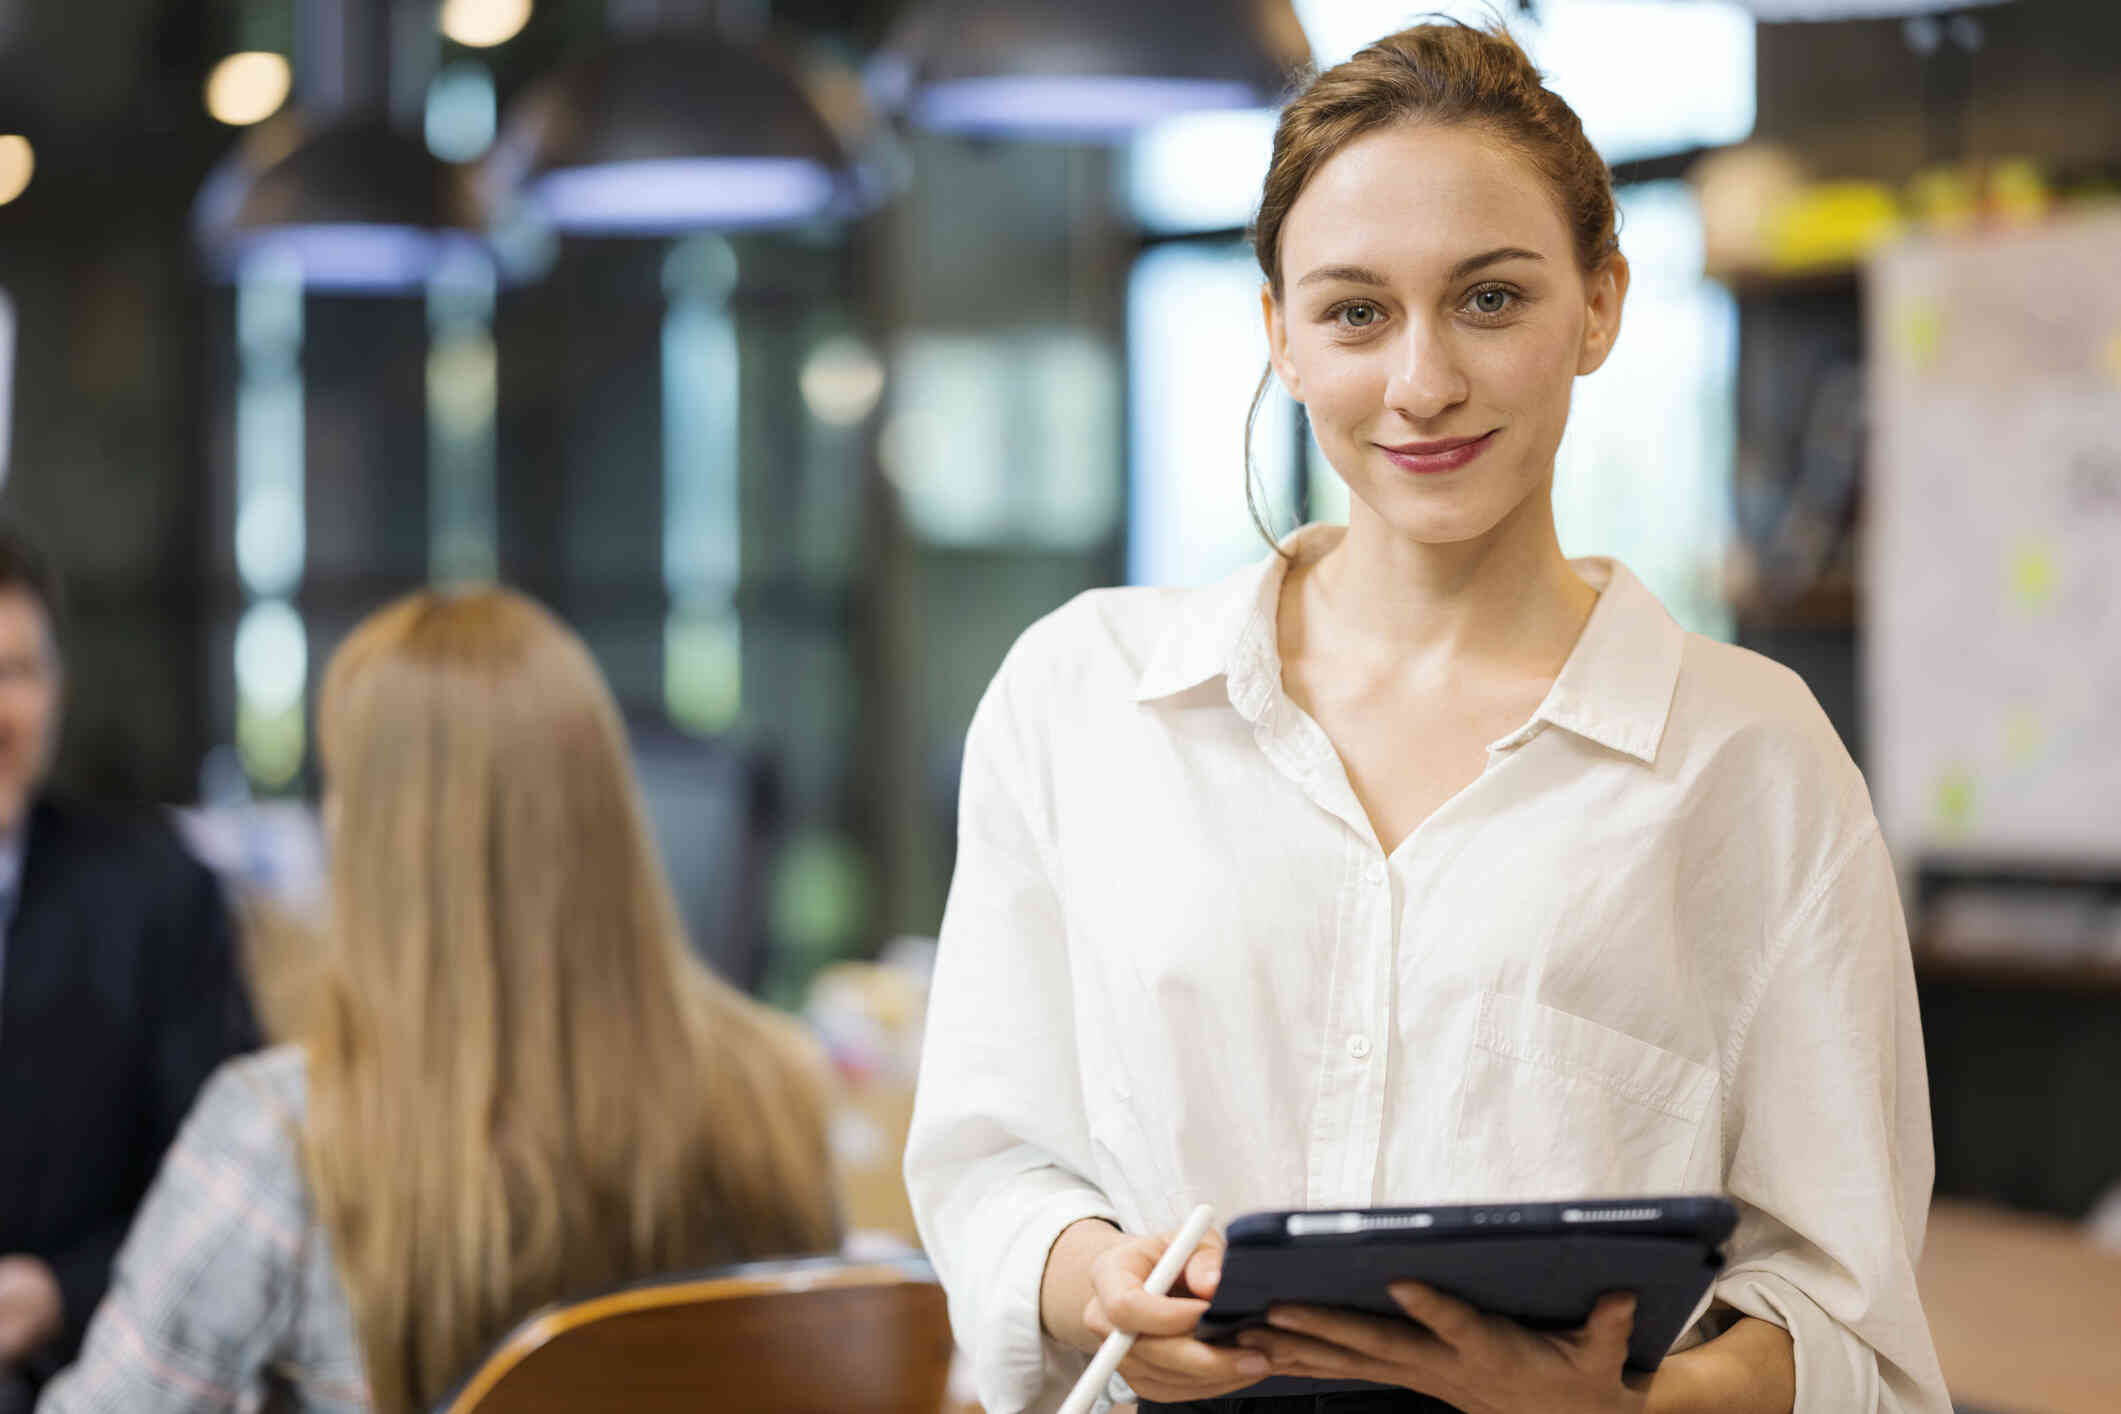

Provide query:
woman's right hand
left=1043, top=1218, right=1271, bottom=1403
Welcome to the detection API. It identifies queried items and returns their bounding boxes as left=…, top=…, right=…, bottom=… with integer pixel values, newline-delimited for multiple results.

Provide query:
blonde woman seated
left=38, top=589, right=842, bottom=1414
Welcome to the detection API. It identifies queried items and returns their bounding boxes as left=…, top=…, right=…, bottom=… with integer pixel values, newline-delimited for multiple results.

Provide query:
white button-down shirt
left=905, top=530, right=1949, bottom=1414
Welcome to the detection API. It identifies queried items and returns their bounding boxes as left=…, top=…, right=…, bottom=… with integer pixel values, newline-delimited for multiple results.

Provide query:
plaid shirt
left=36, top=1048, right=371, bottom=1413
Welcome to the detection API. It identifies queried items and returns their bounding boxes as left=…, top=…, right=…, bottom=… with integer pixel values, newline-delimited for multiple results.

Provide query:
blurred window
left=426, top=251, right=499, bottom=584
left=1290, top=0, right=1755, bottom=167
left=1126, top=241, right=1303, bottom=586
left=425, top=61, right=497, bottom=163
left=1533, top=2, right=1756, bottom=165
left=881, top=327, right=1121, bottom=550
left=1121, top=5, right=1756, bottom=242
left=663, top=235, right=744, bottom=736
left=1126, top=109, right=1279, bottom=237
left=1553, top=181, right=1737, bottom=639
left=233, top=256, right=308, bottom=789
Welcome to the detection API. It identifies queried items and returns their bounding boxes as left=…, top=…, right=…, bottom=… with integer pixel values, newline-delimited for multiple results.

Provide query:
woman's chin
left=1338, top=472, right=1544, bottom=550
left=1357, top=500, right=1514, bottom=548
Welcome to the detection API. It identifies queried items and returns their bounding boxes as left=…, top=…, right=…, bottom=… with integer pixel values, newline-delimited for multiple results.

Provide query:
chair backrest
left=437, top=1254, right=953, bottom=1414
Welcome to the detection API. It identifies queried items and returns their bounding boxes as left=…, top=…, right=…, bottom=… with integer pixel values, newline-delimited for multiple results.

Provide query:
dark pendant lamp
left=869, top=0, right=1311, bottom=143
left=483, top=2, right=859, bottom=236
left=193, top=0, right=486, bottom=293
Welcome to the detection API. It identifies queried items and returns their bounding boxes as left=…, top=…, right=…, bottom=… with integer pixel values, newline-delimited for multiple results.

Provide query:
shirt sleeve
left=1712, top=825, right=1952, bottom=1414
left=36, top=1057, right=306, bottom=1414
left=903, top=652, right=1119, bottom=1414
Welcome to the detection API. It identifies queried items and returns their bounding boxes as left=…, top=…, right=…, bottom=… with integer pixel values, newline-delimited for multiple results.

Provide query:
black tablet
left=1198, top=1195, right=1737, bottom=1375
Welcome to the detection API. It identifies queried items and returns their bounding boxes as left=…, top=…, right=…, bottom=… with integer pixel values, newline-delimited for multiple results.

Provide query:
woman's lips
left=1377, top=429, right=1497, bottom=474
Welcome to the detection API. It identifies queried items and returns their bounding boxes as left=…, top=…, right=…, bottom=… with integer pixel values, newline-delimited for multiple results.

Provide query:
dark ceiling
left=0, top=0, right=899, bottom=169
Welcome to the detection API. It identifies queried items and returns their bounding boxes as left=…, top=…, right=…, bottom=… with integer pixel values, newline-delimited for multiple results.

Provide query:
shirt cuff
left=1713, top=1266, right=1948, bottom=1414
left=974, top=1186, right=1120, bottom=1414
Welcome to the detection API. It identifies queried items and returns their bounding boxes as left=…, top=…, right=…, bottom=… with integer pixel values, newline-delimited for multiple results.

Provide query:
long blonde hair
left=301, top=588, right=840, bottom=1414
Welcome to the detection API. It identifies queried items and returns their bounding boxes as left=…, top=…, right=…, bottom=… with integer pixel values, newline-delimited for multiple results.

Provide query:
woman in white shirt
left=905, top=20, right=1948, bottom=1414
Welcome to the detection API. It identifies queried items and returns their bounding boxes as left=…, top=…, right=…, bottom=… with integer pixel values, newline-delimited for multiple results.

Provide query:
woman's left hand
left=1235, top=1282, right=1649, bottom=1414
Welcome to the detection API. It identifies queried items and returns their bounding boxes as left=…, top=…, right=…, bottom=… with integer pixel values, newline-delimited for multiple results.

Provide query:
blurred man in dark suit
left=0, top=524, right=257, bottom=1410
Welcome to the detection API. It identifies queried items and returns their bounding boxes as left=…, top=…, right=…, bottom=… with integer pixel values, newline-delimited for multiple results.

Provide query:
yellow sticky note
left=1893, top=300, right=1943, bottom=371
left=1933, top=769, right=1976, bottom=836
left=2006, top=539, right=2058, bottom=609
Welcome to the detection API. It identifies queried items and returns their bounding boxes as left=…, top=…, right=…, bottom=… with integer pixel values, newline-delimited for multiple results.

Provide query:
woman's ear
left=1262, top=285, right=1303, bottom=402
left=1575, top=251, right=1630, bottom=376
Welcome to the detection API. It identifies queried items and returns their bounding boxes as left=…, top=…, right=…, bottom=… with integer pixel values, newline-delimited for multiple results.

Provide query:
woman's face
left=1265, top=121, right=1627, bottom=548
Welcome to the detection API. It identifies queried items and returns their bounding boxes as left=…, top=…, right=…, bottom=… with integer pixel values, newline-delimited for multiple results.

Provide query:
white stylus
left=1056, top=1203, right=1219, bottom=1414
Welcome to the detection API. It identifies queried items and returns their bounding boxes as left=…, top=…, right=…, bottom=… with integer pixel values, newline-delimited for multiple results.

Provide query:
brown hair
left=1243, top=17, right=1619, bottom=547
left=301, top=588, right=840, bottom=1414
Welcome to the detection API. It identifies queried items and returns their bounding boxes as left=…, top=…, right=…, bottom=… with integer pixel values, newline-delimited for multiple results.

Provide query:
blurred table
left=1918, top=1197, right=2121, bottom=1414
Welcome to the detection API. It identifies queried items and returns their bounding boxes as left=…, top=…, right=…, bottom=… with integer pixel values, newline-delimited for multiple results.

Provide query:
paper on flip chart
left=1864, top=211, right=2121, bottom=870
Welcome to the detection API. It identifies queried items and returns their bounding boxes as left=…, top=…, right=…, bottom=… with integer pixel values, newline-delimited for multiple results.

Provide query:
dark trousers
left=1140, top=1393, right=1459, bottom=1412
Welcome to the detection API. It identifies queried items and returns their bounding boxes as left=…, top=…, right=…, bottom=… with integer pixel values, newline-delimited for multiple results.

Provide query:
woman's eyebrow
left=1294, top=247, right=1547, bottom=291
left=1447, top=246, right=1545, bottom=281
left=1295, top=263, right=1389, bottom=290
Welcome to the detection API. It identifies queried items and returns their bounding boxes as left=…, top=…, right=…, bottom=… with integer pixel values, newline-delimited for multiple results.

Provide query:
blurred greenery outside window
left=666, top=236, right=884, bottom=1004
left=232, top=256, right=309, bottom=790
left=879, top=328, right=1122, bottom=550
left=663, top=235, right=745, bottom=738
left=428, top=252, right=501, bottom=587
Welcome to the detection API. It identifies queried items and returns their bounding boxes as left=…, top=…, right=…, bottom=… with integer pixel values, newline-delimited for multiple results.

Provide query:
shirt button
left=1365, top=861, right=1386, bottom=885
left=1347, top=1034, right=1372, bottom=1060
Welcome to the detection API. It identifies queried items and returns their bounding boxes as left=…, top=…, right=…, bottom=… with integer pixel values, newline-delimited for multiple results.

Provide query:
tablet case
left=1200, top=1197, right=1736, bottom=1377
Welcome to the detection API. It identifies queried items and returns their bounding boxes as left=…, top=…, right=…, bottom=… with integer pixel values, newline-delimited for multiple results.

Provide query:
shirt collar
left=1498, top=556, right=1686, bottom=765
left=1130, top=525, right=1320, bottom=718
left=1132, top=528, right=1686, bottom=767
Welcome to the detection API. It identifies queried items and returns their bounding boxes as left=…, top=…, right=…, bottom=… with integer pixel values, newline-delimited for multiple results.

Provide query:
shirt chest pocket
left=1450, top=992, right=1718, bottom=1201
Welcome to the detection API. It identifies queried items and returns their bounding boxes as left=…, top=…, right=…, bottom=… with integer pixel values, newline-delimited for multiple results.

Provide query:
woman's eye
left=1469, top=287, right=1514, bottom=316
left=1338, top=302, right=1380, bottom=328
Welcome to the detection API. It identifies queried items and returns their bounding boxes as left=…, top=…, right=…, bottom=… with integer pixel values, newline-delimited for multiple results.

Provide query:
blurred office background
left=1, top=1, right=2118, bottom=1407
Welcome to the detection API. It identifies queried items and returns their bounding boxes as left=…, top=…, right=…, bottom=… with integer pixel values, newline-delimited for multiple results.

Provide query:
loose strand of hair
left=1242, top=362, right=1295, bottom=558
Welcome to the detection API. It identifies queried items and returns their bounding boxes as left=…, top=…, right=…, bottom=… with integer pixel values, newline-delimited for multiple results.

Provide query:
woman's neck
left=1290, top=492, right=1597, bottom=683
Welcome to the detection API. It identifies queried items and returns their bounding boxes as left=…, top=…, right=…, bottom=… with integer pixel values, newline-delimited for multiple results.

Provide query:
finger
left=1387, top=1280, right=1486, bottom=1351
left=1082, top=1297, right=1111, bottom=1339
left=1093, top=1239, right=1212, bottom=1338
left=1124, top=1359, right=1269, bottom=1406
left=1238, top=1325, right=1397, bottom=1384
left=1123, top=1333, right=1269, bottom=1385
left=1582, top=1292, right=1638, bottom=1358
left=1100, top=1283, right=1211, bottom=1338
left=1102, top=1234, right=1165, bottom=1282
left=1182, top=1228, right=1227, bottom=1299
left=1266, top=1303, right=1442, bottom=1364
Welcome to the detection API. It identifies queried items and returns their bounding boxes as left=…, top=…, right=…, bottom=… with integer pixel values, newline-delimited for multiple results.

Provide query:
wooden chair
left=437, top=1254, right=954, bottom=1414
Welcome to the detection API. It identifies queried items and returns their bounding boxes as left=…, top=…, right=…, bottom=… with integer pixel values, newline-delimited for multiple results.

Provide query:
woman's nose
left=1383, top=320, right=1470, bottom=421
